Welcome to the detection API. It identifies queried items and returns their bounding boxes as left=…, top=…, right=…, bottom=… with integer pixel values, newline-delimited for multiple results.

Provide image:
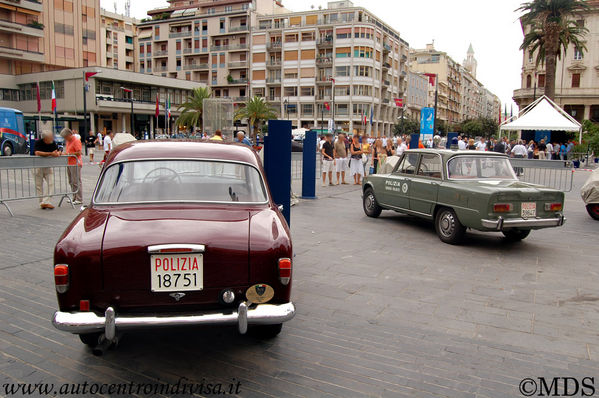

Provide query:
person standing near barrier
left=321, top=133, right=335, bottom=187
left=334, top=132, right=348, bottom=185
left=538, top=139, right=547, bottom=160
left=34, top=130, right=60, bottom=210
left=546, top=141, right=554, bottom=160
left=103, top=131, right=114, bottom=163
left=61, top=128, right=83, bottom=205
left=350, top=135, right=364, bottom=185
left=511, top=140, right=527, bottom=176
left=85, top=131, right=95, bottom=164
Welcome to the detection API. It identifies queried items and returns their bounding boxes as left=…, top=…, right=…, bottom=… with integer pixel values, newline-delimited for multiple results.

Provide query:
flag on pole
left=394, top=98, right=403, bottom=107
left=167, top=95, right=171, bottom=119
left=504, top=103, right=507, bottom=122
left=155, top=94, right=159, bottom=118
left=324, top=102, right=330, bottom=111
left=510, top=104, right=513, bottom=119
left=36, top=82, right=41, bottom=113
left=424, top=73, right=436, bottom=86
left=51, top=81, right=57, bottom=116
left=369, top=106, right=373, bottom=125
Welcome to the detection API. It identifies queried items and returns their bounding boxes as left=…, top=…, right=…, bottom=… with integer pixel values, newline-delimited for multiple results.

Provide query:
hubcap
left=439, top=212, right=455, bottom=237
left=3, top=146, right=11, bottom=156
left=366, top=193, right=375, bottom=211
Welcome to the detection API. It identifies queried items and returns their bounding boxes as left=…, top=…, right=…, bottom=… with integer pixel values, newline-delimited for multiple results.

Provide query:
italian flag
left=51, top=81, right=57, bottom=115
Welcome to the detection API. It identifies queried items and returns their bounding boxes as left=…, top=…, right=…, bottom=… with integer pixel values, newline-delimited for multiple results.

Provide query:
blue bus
left=0, top=107, right=28, bottom=156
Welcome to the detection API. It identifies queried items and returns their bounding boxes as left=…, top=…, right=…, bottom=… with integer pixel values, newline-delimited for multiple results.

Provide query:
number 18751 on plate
left=150, top=254, right=204, bottom=292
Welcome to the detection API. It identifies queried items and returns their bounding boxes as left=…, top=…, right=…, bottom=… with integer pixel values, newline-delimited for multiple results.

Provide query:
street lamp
left=120, top=86, right=134, bottom=135
left=83, top=70, right=100, bottom=155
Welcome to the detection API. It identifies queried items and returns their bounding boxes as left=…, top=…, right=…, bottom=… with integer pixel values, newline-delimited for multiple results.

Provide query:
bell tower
left=463, top=43, right=477, bottom=78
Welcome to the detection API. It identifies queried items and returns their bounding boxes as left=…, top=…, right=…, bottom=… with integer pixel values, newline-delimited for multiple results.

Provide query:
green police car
left=362, top=149, right=566, bottom=244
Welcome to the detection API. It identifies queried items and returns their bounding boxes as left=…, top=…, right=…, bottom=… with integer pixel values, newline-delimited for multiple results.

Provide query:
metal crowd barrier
left=0, top=155, right=79, bottom=216
left=508, top=158, right=574, bottom=192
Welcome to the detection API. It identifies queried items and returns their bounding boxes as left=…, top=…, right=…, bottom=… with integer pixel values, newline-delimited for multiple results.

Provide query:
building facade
left=99, top=9, right=139, bottom=72
left=250, top=0, right=409, bottom=135
left=513, top=0, right=599, bottom=123
left=406, top=71, right=429, bottom=120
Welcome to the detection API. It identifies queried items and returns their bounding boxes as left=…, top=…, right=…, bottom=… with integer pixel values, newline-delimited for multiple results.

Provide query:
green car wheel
left=363, top=188, right=382, bottom=218
left=435, top=208, right=465, bottom=244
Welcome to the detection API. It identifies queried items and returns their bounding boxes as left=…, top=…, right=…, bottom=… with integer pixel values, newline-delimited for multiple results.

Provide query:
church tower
left=463, top=43, right=477, bottom=78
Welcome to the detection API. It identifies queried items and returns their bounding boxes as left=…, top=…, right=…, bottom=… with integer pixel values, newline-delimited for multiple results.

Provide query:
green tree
left=176, top=87, right=212, bottom=131
left=393, top=117, right=420, bottom=136
left=582, top=120, right=599, bottom=155
left=233, top=96, right=278, bottom=140
left=518, top=0, right=588, bottom=100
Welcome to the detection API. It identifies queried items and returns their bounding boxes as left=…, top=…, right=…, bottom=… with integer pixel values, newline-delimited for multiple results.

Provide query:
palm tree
left=176, top=86, right=212, bottom=131
left=518, top=0, right=589, bottom=101
left=233, top=96, right=278, bottom=141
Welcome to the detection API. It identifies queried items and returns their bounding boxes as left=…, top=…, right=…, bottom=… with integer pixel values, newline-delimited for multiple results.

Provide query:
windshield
left=94, top=160, right=268, bottom=204
left=447, top=156, right=517, bottom=180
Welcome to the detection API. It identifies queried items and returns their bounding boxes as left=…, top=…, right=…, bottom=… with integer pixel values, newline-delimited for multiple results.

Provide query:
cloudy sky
left=104, top=0, right=525, bottom=111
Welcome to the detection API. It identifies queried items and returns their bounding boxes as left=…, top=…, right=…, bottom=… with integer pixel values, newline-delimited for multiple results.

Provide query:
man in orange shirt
left=61, top=128, right=83, bottom=205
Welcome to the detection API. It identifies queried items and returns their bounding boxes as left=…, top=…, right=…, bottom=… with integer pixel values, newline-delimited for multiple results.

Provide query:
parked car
left=581, top=168, right=599, bottom=220
left=362, top=149, right=566, bottom=244
left=52, top=141, right=295, bottom=353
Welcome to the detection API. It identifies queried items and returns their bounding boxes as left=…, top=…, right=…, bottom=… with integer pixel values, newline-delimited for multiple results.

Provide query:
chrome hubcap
left=366, top=194, right=375, bottom=211
left=439, top=212, right=455, bottom=237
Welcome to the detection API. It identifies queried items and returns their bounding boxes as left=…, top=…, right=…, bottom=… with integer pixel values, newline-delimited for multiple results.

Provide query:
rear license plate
left=521, top=202, right=536, bottom=218
left=150, top=254, right=203, bottom=292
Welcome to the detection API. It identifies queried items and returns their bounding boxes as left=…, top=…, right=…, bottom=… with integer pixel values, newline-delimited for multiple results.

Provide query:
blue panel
left=263, top=120, right=292, bottom=226
left=420, top=107, right=435, bottom=140
left=535, top=130, right=551, bottom=143
left=302, top=130, right=317, bottom=199
left=446, top=132, right=458, bottom=149
left=409, top=134, right=420, bottom=149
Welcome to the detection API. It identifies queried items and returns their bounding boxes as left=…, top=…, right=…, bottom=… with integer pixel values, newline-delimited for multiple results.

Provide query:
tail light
left=278, top=258, right=292, bottom=286
left=493, top=203, right=512, bottom=213
left=54, top=264, right=69, bottom=293
left=545, top=203, right=563, bottom=212
left=79, top=300, right=90, bottom=311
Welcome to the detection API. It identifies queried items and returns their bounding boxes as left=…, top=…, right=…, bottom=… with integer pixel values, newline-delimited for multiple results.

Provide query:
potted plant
left=227, top=74, right=234, bottom=83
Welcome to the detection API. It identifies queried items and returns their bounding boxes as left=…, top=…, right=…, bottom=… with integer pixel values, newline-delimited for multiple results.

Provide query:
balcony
left=183, top=48, right=193, bottom=54
left=266, top=77, right=281, bottom=84
left=0, top=45, right=43, bottom=63
left=0, top=19, right=44, bottom=38
left=8, top=0, right=43, bottom=12
left=227, top=78, right=248, bottom=85
left=383, top=43, right=391, bottom=53
left=228, top=25, right=248, bottom=33
left=316, top=76, right=333, bottom=84
left=383, top=79, right=390, bottom=86
left=228, top=61, right=248, bottom=69
left=266, top=60, right=281, bottom=68
left=316, top=38, right=333, bottom=48
left=169, top=31, right=191, bottom=39
left=210, top=43, right=248, bottom=52
left=267, top=96, right=281, bottom=102
left=153, top=50, right=168, bottom=57
left=382, top=62, right=391, bottom=70
left=267, top=42, right=282, bottom=51
left=316, top=57, right=333, bottom=66
left=184, top=63, right=209, bottom=70
left=156, top=66, right=168, bottom=72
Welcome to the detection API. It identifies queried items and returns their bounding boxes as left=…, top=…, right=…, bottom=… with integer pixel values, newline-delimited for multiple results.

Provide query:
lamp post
left=284, top=98, right=288, bottom=120
left=82, top=70, right=100, bottom=155
left=120, top=87, right=134, bottom=135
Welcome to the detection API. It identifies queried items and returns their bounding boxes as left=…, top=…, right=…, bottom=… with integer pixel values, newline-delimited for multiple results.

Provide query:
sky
left=104, top=0, right=526, bottom=112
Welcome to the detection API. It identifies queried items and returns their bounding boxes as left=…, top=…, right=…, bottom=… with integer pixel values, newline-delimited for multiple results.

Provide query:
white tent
left=500, top=95, right=582, bottom=143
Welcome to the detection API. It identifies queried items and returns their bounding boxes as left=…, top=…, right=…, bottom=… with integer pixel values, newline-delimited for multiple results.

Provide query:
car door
left=409, top=153, right=442, bottom=216
left=380, top=152, right=420, bottom=210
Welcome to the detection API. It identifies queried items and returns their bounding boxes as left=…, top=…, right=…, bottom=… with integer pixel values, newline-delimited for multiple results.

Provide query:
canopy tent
left=500, top=95, right=582, bottom=143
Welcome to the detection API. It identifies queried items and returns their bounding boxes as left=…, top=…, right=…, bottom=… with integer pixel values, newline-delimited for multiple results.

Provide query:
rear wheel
left=1, top=141, right=13, bottom=156
left=249, top=323, right=282, bottom=339
left=586, top=204, right=599, bottom=220
left=502, top=229, right=531, bottom=241
left=79, top=332, right=102, bottom=347
left=434, top=208, right=465, bottom=244
left=363, top=188, right=382, bottom=218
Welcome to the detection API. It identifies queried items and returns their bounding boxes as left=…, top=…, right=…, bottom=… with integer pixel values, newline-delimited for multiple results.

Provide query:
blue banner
left=420, top=107, right=435, bottom=141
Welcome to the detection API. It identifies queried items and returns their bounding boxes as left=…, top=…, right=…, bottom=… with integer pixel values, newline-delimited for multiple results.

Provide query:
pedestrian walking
left=334, top=132, right=349, bottom=185
left=560, top=142, right=567, bottom=160
left=61, top=128, right=83, bottom=205
left=511, top=140, right=527, bottom=176
left=321, top=133, right=335, bottom=186
left=85, top=131, right=96, bottom=163
left=33, top=130, right=60, bottom=210
left=103, top=130, right=114, bottom=163
left=371, top=139, right=384, bottom=174
left=546, top=141, right=554, bottom=160
left=349, top=135, right=364, bottom=185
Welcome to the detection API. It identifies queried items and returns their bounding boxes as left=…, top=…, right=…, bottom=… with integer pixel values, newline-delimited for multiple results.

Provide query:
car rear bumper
left=481, top=214, right=565, bottom=230
left=52, top=302, right=295, bottom=340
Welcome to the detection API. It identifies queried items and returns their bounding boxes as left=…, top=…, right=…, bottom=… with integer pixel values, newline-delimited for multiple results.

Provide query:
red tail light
left=54, top=264, right=69, bottom=293
left=545, top=203, right=563, bottom=212
left=278, top=258, right=292, bottom=286
left=493, top=203, right=512, bottom=213
left=79, top=300, right=90, bottom=311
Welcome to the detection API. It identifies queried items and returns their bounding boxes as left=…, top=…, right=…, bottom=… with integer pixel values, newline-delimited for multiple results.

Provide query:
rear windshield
left=94, top=160, right=268, bottom=204
left=447, top=156, right=517, bottom=180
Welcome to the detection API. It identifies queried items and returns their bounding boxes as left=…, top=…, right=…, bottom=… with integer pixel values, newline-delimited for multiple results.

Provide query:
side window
left=394, top=153, right=419, bottom=175
left=417, top=154, right=442, bottom=178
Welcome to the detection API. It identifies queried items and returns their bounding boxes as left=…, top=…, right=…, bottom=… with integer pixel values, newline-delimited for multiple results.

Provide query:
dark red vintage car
left=52, top=141, right=295, bottom=353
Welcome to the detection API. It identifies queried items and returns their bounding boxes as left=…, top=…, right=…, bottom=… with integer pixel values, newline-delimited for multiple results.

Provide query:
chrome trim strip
left=147, top=244, right=206, bottom=254
left=481, top=215, right=565, bottom=230
left=52, top=302, right=296, bottom=335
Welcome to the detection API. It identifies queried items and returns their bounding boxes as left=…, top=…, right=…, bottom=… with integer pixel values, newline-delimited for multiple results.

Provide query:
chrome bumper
left=481, top=214, right=565, bottom=230
left=52, top=302, right=295, bottom=340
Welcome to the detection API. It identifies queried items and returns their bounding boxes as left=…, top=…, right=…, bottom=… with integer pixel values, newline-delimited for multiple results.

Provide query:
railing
left=183, top=48, right=193, bottom=54
left=316, top=57, right=333, bottom=65
left=382, top=62, right=391, bottom=69
left=211, top=43, right=248, bottom=51
left=0, top=155, right=79, bottom=216
left=228, top=78, right=248, bottom=84
left=383, top=43, right=391, bottom=52
left=229, top=25, right=248, bottom=32
left=266, top=77, right=281, bottom=84
left=169, top=31, right=192, bottom=38
left=228, top=61, right=248, bottom=68
left=508, top=158, right=574, bottom=192
left=153, top=50, right=168, bottom=57
left=184, top=63, right=209, bottom=70
left=316, top=38, right=333, bottom=47
left=266, top=60, right=281, bottom=67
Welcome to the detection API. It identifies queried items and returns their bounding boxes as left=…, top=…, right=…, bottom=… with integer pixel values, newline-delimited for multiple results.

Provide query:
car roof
left=106, top=140, right=261, bottom=167
left=406, top=149, right=508, bottom=159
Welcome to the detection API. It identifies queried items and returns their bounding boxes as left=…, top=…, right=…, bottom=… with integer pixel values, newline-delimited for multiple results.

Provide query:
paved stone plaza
left=0, top=161, right=598, bottom=397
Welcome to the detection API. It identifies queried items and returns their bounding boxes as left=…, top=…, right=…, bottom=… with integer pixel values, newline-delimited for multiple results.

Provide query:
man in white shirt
left=457, top=136, right=467, bottom=150
left=396, top=138, right=407, bottom=156
left=102, top=130, right=114, bottom=163
left=546, top=141, right=554, bottom=160
left=475, top=137, right=486, bottom=151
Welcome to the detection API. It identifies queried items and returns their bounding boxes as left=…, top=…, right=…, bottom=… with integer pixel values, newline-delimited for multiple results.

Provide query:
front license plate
left=150, top=254, right=203, bottom=292
left=521, top=202, right=536, bottom=218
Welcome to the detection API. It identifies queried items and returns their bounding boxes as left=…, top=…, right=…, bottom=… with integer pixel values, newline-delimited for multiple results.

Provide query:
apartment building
left=136, top=0, right=287, bottom=102
left=249, top=0, right=409, bottom=135
left=405, top=71, right=430, bottom=120
left=100, top=8, right=139, bottom=72
left=513, top=0, right=599, bottom=123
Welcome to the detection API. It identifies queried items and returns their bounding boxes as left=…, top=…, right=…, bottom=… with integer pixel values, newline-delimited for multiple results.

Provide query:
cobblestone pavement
left=0, top=158, right=598, bottom=397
